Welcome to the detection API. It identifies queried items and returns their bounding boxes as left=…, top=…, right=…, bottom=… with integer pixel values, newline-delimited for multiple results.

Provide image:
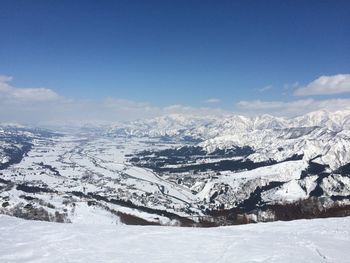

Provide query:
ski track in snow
left=0, top=215, right=349, bottom=263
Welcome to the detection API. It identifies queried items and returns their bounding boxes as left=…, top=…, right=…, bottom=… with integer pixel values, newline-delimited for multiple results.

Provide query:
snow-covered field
left=0, top=215, right=349, bottom=263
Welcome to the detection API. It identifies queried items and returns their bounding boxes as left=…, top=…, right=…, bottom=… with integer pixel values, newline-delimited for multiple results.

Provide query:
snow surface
left=0, top=215, right=349, bottom=263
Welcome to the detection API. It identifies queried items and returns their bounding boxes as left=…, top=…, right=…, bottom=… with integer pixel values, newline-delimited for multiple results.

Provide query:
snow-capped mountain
left=106, top=109, right=350, bottom=169
left=106, top=109, right=350, bottom=138
left=0, top=109, right=350, bottom=226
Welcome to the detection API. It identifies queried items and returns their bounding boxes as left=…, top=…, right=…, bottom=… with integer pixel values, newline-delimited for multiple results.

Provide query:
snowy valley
left=1, top=109, right=350, bottom=226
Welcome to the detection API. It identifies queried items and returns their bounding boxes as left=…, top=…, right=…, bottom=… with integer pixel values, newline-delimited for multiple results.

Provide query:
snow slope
left=0, top=215, right=349, bottom=263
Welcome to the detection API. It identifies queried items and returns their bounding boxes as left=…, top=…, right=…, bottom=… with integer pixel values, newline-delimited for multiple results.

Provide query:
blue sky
left=0, top=0, right=350, bottom=123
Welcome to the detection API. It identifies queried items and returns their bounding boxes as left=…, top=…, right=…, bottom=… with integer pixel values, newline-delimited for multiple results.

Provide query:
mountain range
left=0, top=109, right=350, bottom=226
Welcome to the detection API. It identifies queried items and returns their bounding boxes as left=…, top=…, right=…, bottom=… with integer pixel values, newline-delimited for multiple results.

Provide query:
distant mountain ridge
left=1, top=109, right=350, bottom=226
left=105, top=109, right=350, bottom=170
left=106, top=109, right=350, bottom=139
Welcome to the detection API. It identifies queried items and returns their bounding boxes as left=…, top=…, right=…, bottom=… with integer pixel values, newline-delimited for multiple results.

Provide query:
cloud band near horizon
left=1, top=73, right=350, bottom=125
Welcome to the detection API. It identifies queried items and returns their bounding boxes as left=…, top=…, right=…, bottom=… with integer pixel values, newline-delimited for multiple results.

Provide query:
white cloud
left=284, top=82, right=299, bottom=90
left=0, top=75, right=60, bottom=102
left=294, top=74, right=350, bottom=96
left=204, top=98, right=221, bottom=104
left=163, top=104, right=228, bottom=116
left=0, top=75, right=227, bottom=124
left=237, top=98, right=350, bottom=116
left=3, top=73, right=350, bottom=125
left=238, top=100, right=291, bottom=110
left=258, top=85, right=273, bottom=92
left=0, top=75, right=13, bottom=82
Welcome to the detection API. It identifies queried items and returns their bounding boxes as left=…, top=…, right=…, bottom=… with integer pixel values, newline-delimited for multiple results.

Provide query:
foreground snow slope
left=0, top=215, right=349, bottom=263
